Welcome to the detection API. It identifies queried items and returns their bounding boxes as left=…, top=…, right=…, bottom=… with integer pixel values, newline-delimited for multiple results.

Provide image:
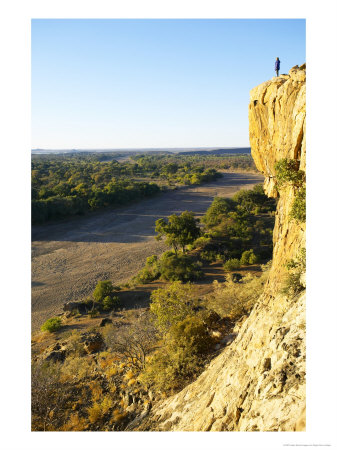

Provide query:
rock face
left=133, top=65, right=306, bottom=431
left=249, top=63, right=306, bottom=295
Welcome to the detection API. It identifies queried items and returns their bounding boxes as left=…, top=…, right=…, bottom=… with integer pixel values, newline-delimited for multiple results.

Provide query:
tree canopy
left=155, top=211, right=201, bottom=254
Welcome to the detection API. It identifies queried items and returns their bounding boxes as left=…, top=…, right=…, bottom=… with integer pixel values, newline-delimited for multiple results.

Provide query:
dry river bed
left=31, top=172, right=263, bottom=332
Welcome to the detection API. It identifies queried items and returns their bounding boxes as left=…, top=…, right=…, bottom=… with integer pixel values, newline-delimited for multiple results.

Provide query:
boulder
left=231, top=273, right=243, bottom=283
left=43, top=343, right=68, bottom=362
left=99, top=318, right=113, bottom=327
left=45, top=350, right=66, bottom=362
left=63, top=301, right=88, bottom=314
left=81, top=332, right=105, bottom=354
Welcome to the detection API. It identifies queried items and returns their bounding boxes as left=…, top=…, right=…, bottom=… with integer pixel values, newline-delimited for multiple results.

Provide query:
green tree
left=150, top=281, right=195, bottom=332
left=240, top=249, right=259, bottom=265
left=139, top=315, right=213, bottom=393
left=93, top=280, right=118, bottom=304
left=155, top=211, right=200, bottom=254
left=201, top=197, right=236, bottom=227
left=102, top=295, right=120, bottom=311
left=159, top=252, right=203, bottom=282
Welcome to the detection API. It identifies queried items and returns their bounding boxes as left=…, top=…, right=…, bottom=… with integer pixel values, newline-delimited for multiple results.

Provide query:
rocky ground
left=31, top=172, right=263, bottom=332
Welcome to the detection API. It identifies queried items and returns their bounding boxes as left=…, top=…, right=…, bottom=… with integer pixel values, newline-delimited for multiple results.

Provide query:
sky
left=31, top=19, right=306, bottom=149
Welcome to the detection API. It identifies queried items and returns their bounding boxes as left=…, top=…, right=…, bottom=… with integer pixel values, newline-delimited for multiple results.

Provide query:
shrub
left=105, top=312, right=158, bottom=370
left=140, top=316, right=212, bottom=393
left=168, top=316, right=213, bottom=355
left=150, top=282, right=195, bottom=332
left=132, top=255, right=161, bottom=284
left=102, top=296, right=120, bottom=311
left=282, top=248, right=306, bottom=297
left=41, top=317, right=62, bottom=333
left=223, top=258, right=241, bottom=271
left=61, top=356, right=95, bottom=381
left=274, top=158, right=305, bottom=188
left=192, top=236, right=212, bottom=249
left=31, top=361, right=66, bottom=430
left=290, top=185, right=306, bottom=223
left=93, top=280, right=119, bottom=304
left=159, top=252, right=203, bottom=282
left=88, top=308, right=99, bottom=318
left=155, top=211, right=201, bottom=254
left=209, top=269, right=270, bottom=320
left=201, top=197, right=236, bottom=227
left=240, top=249, right=259, bottom=265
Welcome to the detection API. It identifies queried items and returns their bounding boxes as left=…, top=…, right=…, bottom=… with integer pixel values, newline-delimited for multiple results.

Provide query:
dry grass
left=208, top=265, right=270, bottom=320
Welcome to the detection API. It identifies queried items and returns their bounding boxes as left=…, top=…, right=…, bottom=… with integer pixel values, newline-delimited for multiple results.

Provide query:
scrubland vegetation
left=32, top=178, right=276, bottom=431
left=282, top=248, right=306, bottom=297
left=31, top=152, right=256, bottom=224
left=275, top=157, right=306, bottom=223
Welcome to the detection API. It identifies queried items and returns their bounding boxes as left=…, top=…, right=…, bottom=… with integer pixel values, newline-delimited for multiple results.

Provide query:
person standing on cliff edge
left=275, top=57, right=281, bottom=76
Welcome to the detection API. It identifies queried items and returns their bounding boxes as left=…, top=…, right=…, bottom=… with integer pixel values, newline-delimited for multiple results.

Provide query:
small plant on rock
left=290, top=185, right=306, bottom=223
left=282, top=248, right=306, bottom=297
left=274, top=158, right=305, bottom=188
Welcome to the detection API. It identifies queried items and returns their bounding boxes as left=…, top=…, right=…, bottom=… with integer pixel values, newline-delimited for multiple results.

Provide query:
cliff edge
left=133, top=65, right=306, bottom=432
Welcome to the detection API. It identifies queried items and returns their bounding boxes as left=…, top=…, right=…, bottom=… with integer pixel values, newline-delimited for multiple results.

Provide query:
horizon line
left=32, top=146, right=251, bottom=152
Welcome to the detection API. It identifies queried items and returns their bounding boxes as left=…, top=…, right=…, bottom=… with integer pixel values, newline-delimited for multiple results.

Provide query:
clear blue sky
left=31, top=19, right=305, bottom=149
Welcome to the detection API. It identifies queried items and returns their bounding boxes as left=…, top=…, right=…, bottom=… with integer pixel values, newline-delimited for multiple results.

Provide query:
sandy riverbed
left=31, top=172, right=263, bottom=331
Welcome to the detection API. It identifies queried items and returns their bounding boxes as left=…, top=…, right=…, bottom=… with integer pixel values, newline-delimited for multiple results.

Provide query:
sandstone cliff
left=133, top=65, right=306, bottom=432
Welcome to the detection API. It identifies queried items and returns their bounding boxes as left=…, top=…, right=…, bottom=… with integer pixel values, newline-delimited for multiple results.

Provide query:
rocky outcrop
left=133, top=65, right=306, bottom=431
left=249, top=63, right=306, bottom=295
left=81, top=332, right=105, bottom=354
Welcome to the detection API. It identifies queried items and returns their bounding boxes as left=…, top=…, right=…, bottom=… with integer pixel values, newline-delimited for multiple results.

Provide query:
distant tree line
left=31, top=155, right=162, bottom=224
left=31, top=152, right=256, bottom=224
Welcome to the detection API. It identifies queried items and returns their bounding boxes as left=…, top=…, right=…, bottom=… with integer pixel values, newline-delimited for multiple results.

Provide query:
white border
left=1, top=1, right=337, bottom=449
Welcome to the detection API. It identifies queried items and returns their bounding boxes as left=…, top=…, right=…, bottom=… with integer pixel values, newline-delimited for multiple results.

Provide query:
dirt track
left=31, top=172, right=263, bottom=331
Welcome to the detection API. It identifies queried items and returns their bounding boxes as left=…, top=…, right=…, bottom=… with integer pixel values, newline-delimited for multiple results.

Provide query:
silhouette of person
left=275, top=57, right=281, bottom=76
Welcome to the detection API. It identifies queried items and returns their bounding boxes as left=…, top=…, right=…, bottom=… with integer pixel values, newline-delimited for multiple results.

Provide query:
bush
left=290, top=185, right=306, bottom=223
left=132, top=255, right=161, bottom=284
left=105, top=312, right=158, bottom=370
left=88, top=308, right=99, bottom=318
left=223, top=258, right=241, bottom=271
left=159, top=252, right=203, bottom=282
left=240, top=249, right=259, bottom=265
left=274, top=158, right=305, bottom=188
left=282, top=248, right=306, bottom=297
left=150, top=282, right=196, bottom=332
left=133, top=252, right=203, bottom=285
left=199, top=250, right=222, bottom=262
left=93, top=280, right=119, bottom=304
left=168, top=316, right=213, bottom=355
left=192, top=236, right=212, bottom=250
left=139, top=346, right=200, bottom=393
left=201, top=197, right=236, bottom=227
left=41, top=317, right=62, bottom=333
left=102, top=296, right=120, bottom=311
left=140, top=316, right=213, bottom=393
